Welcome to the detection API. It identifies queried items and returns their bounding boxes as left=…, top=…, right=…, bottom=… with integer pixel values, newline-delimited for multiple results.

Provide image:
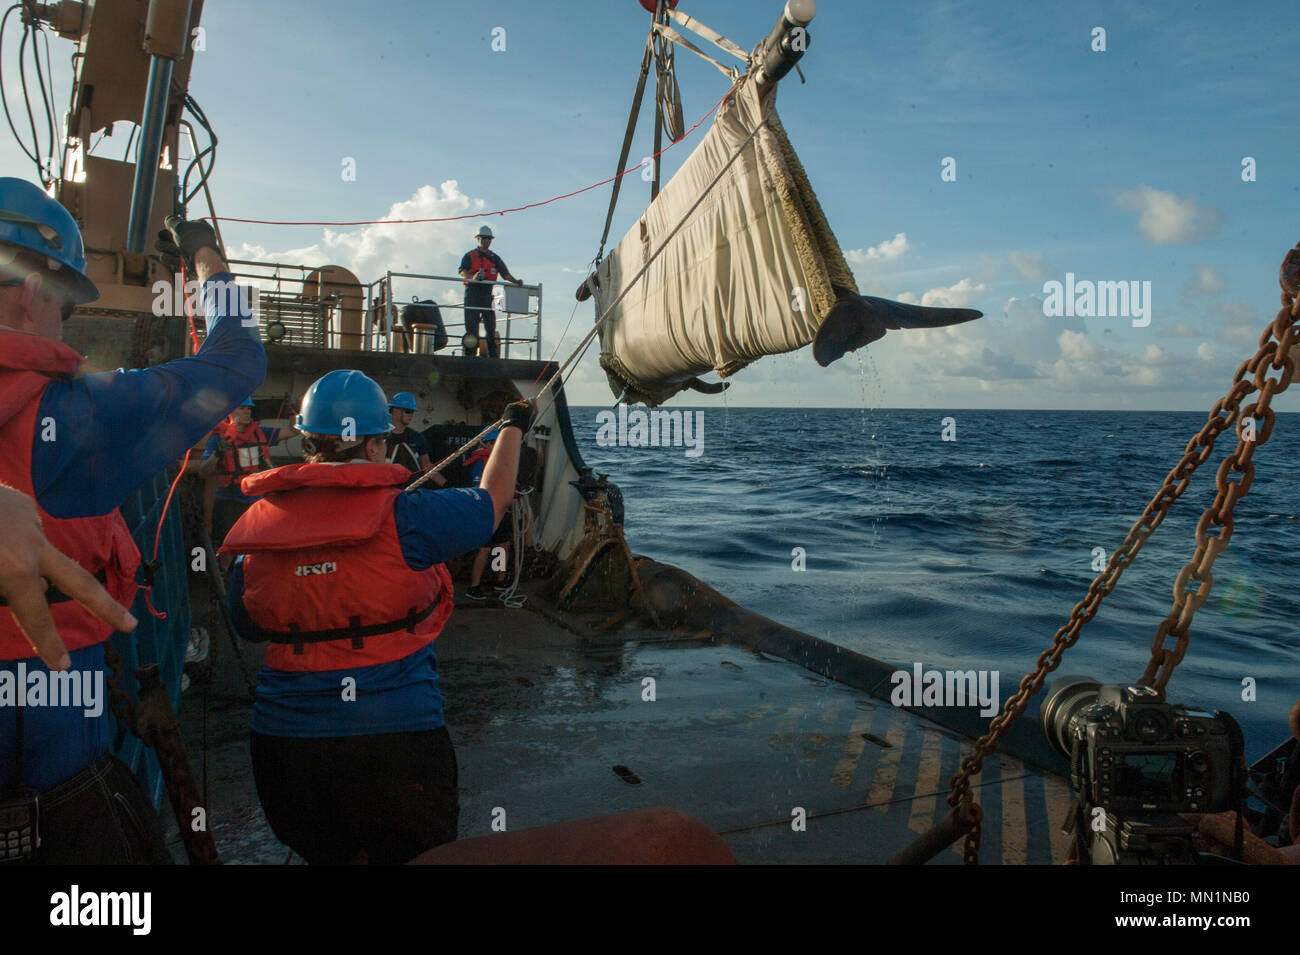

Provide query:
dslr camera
left=1041, top=677, right=1243, bottom=864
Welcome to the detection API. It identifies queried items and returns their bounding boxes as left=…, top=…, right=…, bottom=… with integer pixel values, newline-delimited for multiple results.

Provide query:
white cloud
left=224, top=181, right=489, bottom=299
left=1060, top=329, right=1098, bottom=360
left=1216, top=301, right=1259, bottom=344
left=919, top=277, right=987, bottom=308
left=846, top=232, right=910, bottom=264
left=1158, top=320, right=1198, bottom=338
left=1111, top=185, right=1223, bottom=245
left=321, top=181, right=484, bottom=280
left=1187, top=264, right=1224, bottom=296
left=1008, top=250, right=1049, bottom=282
left=1198, top=342, right=1215, bottom=360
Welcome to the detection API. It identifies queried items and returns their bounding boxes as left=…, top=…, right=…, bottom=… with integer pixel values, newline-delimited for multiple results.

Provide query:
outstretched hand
left=156, top=215, right=223, bottom=274
left=0, top=486, right=136, bottom=670
left=500, top=400, right=535, bottom=434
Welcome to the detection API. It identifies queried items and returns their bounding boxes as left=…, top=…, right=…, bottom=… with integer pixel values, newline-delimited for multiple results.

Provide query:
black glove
left=155, top=215, right=223, bottom=273
left=500, top=400, right=535, bottom=434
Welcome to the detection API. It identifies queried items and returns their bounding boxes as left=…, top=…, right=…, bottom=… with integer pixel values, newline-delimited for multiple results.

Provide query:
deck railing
left=217, top=260, right=542, bottom=358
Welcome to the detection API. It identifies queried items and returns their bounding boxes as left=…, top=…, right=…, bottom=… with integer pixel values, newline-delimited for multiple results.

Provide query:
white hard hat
left=476, top=225, right=495, bottom=239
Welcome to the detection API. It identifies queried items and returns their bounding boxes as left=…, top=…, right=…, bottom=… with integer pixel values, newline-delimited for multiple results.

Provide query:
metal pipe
left=755, top=0, right=816, bottom=87
left=536, top=282, right=543, bottom=355
left=125, top=56, right=174, bottom=253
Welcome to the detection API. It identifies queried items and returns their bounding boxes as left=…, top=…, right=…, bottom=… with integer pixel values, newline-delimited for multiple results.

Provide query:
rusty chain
left=944, top=242, right=1300, bottom=863
left=102, top=641, right=139, bottom=732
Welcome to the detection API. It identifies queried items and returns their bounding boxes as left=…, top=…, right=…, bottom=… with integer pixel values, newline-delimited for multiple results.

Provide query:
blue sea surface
left=573, top=407, right=1300, bottom=762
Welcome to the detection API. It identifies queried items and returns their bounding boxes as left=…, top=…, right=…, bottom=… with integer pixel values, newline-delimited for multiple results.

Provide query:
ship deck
left=173, top=595, right=1074, bottom=865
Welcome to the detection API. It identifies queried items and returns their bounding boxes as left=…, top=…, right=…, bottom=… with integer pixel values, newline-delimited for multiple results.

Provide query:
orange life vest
left=219, top=462, right=454, bottom=673
left=462, top=249, right=499, bottom=286
left=215, top=418, right=272, bottom=487
left=0, top=331, right=141, bottom=660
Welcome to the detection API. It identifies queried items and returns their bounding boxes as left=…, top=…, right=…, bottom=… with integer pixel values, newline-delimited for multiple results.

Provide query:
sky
left=3, top=0, right=1298, bottom=411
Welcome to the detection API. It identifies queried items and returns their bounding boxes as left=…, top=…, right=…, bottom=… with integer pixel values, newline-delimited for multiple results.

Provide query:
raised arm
left=32, top=269, right=267, bottom=519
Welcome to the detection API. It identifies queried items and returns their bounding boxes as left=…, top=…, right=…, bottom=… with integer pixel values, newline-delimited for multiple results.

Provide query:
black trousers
left=250, top=726, right=459, bottom=865
left=35, top=753, right=172, bottom=864
left=464, top=305, right=498, bottom=357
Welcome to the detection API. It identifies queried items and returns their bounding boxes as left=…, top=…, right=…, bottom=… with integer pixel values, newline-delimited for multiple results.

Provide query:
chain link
left=102, top=641, right=138, bottom=732
left=944, top=244, right=1300, bottom=862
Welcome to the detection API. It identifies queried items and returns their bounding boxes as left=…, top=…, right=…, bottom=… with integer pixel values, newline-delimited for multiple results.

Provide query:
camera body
left=1068, top=684, right=1234, bottom=815
left=1041, top=677, right=1243, bottom=864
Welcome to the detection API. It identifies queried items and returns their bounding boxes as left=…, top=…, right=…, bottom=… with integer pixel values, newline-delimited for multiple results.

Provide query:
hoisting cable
left=596, top=33, right=653, bottom=264
left=405, top=79, right=760, bottom=493
left=663, top=7, right=752, bottom=64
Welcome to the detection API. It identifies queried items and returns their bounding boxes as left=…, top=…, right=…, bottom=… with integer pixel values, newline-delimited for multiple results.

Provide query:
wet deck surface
left=174, top=604, right=1073, bottom=864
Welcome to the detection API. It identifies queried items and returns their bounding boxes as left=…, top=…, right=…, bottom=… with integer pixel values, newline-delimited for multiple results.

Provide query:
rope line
left=205, top=86, right=733, bottom=230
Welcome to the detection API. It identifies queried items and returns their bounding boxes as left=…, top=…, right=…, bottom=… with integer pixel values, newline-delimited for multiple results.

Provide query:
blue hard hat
left=388, top=391, right=417, bottom=412
left=239, top=397, right=256, bottom=408
left=296, top=370, right=393, bottom=436
left=0, top=178, right=98, bottom=304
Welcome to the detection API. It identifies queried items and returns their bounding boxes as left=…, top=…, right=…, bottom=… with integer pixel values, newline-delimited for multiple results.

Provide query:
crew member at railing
left=458, top=225, right=523, bottom=358
left=0, top=179, right=266, bottom=864
left=385, top=392, right=445, bottom=488
left=219, top=370, right=534, bottom=864
left=200, top=397, right=296, bottom=569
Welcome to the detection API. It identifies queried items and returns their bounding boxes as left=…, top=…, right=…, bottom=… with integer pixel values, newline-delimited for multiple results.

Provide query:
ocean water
left=572, top=407, right=1300, bottom=762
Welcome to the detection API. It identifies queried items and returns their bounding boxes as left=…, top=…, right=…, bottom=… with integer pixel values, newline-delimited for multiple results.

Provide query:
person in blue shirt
left=384, top=391, right=444, bottom=488
left=0, top=178, right=266, bottom=864
left=221, top=371, right=533, bottom=864
left=458, top=225, right=523, bottom=358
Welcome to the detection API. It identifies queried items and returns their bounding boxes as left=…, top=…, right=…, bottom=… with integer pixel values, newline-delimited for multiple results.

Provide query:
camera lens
left=1040, top=676, right=1102, bottom=758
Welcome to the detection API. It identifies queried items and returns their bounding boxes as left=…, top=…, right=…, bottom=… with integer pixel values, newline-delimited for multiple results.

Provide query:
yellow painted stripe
left=779, top=700, right=808, bottom=732
left=1044, top=774, right=1073, bottom=865
left=1001, top=771, right=1027, bottom=865
left=907, top=729, right=945, bottom=834
left=866, top=708, right=911, bottom=810
left=817, top=696, right=844, bottom=726
left=830, top=709, right=876, bottom=790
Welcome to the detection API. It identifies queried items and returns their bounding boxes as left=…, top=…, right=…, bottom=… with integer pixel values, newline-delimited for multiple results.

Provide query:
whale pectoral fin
left=861, top=295, right=983, bottom=331
left=812, top=287, right=984, bottom=366
left=684, top=377, right=729, bottom=395
left=812, top=293, right=888, bottom=366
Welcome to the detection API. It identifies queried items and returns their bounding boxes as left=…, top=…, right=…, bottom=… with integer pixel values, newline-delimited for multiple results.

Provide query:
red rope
left=143, top=446, right=192, bottom=620
left=180, top=260, right=200, bottom=354
left=205, top=86, right=735, bottom=229
left=145, top=261, right=203, bottom=618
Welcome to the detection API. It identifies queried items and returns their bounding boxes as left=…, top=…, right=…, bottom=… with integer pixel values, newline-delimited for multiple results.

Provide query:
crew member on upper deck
left=458, top=225, right=523, bottom=359
left=0, top=178, right=267, bottom=863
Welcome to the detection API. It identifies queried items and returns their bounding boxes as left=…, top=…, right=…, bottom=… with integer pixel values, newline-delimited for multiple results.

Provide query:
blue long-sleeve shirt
left=2, top=273, right=267, bottom=791
left=227, top=485, right=494, bottom=738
